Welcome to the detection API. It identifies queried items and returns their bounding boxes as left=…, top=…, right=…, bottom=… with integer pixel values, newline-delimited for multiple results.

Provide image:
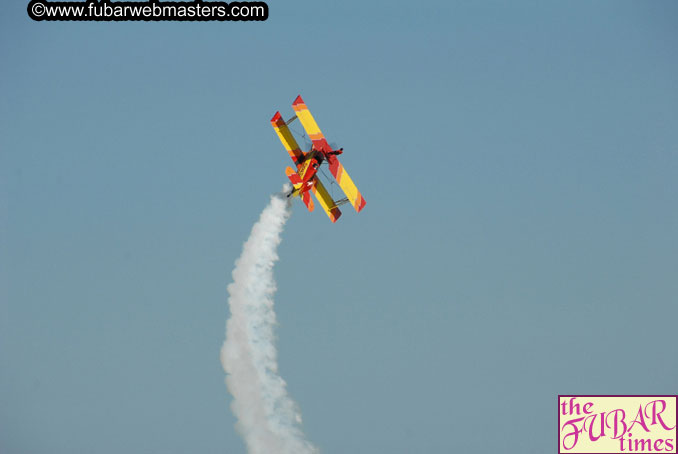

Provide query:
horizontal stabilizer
left=285, top=166, right=303, bottom=186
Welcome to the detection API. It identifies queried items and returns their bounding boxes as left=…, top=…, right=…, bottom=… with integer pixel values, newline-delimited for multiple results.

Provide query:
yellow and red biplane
left=271, top=95, right=366, bottom=223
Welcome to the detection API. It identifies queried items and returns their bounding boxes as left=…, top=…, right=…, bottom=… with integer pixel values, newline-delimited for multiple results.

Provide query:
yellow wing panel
left=311, top=178, right=342, bottom=223
left=271, top=111, right=303, bottom=165
left=292, top=95, right=325, bottom=142
left=331, top=161, right=366, bottom=212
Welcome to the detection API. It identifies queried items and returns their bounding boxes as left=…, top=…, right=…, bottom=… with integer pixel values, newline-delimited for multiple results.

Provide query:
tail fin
left=285, top=167, right=314, bottom=212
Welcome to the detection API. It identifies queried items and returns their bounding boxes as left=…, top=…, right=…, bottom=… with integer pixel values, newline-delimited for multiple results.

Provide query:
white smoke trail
left=220, top=189, right=318, bottom=454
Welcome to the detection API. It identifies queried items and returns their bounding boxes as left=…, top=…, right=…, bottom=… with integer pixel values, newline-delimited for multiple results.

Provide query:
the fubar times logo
left=559, top=396, right=677, bottom=453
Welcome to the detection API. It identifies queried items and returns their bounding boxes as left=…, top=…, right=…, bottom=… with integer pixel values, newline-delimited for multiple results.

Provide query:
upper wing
left=291, top=95, right=333, bottom=154
left=292, top=95, right=366, bottom=213
left=271, top=111, right=304, bottom=167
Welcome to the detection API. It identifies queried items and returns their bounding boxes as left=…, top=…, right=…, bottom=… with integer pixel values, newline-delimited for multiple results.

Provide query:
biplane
left=271, top=95, right=366, bottom=223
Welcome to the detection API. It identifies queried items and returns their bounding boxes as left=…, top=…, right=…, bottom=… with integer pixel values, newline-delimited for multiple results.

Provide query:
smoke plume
left=220, top=190, right=318, bottom=454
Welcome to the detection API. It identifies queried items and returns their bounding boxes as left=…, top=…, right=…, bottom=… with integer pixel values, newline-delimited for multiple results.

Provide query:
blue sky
left=1, top=1, right=677, bottom=453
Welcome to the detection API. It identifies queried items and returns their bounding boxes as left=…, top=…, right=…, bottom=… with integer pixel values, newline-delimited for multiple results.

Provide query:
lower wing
left=327, top=157, right=366, bottom=212
left=311, top=178, right=342, bottom=223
